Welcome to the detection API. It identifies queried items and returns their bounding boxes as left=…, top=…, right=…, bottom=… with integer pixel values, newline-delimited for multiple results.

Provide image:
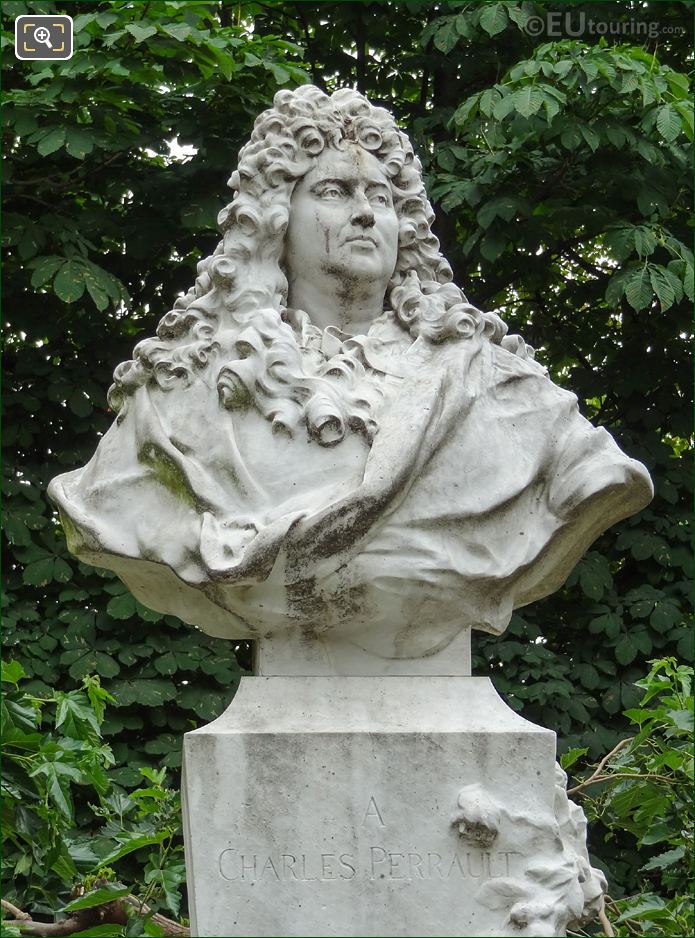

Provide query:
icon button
left=15, top=15, right=73, bottom=60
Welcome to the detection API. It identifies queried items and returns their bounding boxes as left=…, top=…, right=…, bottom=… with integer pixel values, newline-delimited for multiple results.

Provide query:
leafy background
left=3, top=0, right=692, bottom=924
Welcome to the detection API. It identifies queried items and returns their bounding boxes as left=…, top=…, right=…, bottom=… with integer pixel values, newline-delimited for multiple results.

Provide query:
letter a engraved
left=362, top=796, right=386, bottom=827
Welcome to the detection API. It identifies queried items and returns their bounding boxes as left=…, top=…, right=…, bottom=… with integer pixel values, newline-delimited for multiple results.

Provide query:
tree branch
left=604, top=895, right=642, bottom=937
left=12, top=908, right=120, bottom=936
left=123, top=896, right=190, bottom=937
left=2, top=900, right=31, bottom=921
left=598, top=902, right=616, bottom=937
left=12, top=152, right=125, bottom=190
left=5, top=895, right=188, bottom=938
left=567, top=737, right=633, bottom=796
left=5, top=193, right=54, bottom=209
left=570, top=771, right=674, bottom=795
left=563, top=246, right=613, bottom=277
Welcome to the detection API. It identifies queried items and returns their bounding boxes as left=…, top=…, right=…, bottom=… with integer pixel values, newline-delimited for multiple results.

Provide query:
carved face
left=284, top=144, right=399, bottom=298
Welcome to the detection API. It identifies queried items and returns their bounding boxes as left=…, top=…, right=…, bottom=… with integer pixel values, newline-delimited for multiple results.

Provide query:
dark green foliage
left=3, top=0, right=307, bottom=789
left=1, top=660, right=185, bottom=931
left=415, top=8, right=693, bottom=898
left=564, top=658, right=694, bottom=935
left=3, top=0, right=692, bottom=929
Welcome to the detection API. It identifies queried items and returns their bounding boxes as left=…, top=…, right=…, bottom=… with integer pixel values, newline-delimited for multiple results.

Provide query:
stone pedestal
left=182, top=676, right=592, bottom=937
left=253, top=628, right=472, bottom=677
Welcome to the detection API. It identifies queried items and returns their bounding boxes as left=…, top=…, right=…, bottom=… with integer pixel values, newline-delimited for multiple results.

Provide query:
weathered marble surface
left=49, top=85, right=652, bottom=936
left=48, top=85, right=653, bottom=667
left=183, top=677, right=605, bottom=937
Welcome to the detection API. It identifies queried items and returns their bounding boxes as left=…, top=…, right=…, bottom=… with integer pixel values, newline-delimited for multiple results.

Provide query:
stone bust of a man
left=49, top=86, right=652, bottom=668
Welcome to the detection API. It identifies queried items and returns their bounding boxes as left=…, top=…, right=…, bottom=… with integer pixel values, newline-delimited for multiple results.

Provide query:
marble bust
left=49, top=86, right=652, bottom=671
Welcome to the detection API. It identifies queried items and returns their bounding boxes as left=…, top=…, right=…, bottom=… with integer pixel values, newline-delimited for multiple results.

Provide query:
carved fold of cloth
left=48, top=313, right=652, bottom=659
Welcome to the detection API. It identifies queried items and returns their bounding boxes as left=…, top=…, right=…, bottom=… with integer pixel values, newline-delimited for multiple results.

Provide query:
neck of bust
left=286, top=275, right=386, bottom=336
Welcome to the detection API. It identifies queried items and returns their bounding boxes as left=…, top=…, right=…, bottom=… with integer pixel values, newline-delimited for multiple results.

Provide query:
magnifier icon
left=34, top=25, right=53, bottom=49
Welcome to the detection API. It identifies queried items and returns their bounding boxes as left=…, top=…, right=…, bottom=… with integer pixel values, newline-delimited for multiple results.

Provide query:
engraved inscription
left=219, top=850, right=357, bottom=883
left=218, top=847, right=522, bottom=884
left=362, top=796, right=386, bottom=827
left=368, top=848, right=517, bottom=880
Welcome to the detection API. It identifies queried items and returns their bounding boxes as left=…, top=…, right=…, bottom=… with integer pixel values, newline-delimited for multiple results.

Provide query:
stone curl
left=107, top=86, right=529, bottom=442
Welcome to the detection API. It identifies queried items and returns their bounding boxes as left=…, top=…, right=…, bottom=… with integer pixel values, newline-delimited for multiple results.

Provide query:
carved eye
left=370, top=192, right=390, bottom=207
left=318, top=185, right=344, bottom=200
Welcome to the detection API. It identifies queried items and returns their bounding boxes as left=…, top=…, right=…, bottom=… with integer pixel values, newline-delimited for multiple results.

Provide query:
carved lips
left=345, top=234, right=378, bottom=247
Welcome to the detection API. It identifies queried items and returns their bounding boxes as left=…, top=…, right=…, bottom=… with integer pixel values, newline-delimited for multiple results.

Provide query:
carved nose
left=351, top=195, right=375, bottom=227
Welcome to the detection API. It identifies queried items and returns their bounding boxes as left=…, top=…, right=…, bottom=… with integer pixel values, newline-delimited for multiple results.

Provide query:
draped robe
left=49, top=312, right=652, bottom=660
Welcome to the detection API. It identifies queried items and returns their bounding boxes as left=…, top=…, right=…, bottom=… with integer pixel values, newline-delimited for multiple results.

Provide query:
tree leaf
left=54, top=261, right=86, bottom=304
left=649, top=267, right=676, bottom=312
left=144, top=862, right=186, bottom=917
left=606, top=125, right=626, bottom=149
left=107, top=592, right=138, bottom=620
left=107, top=679, right=177, bottom=707
left=560, top=125, right=582, bottom=149
left=553, top=60, right=573, bottom=79
left=3, top=697, right=39, bottom=733
left=433, top=20, right=458, bottom=54
left=641, top=846, right=686, bottom=871
left=23, top=556, right=56, bottom=586
left=154, top=652, right=178, bottom=676
left=68, top=390, right=93, bottom=418
left=588, top=612, right=621, bottom=638
left=559, top=746, right=588, bottom=770
left=480, top=230, right=506, bottom=262
left=615, top=636, right=638, bottom=665
left=624, top=267, right=653, bottom=311
left=125, top=23, right=158, bottom=44
left=575, top=663, right=600, bottom=690
left=29, top=256, right=64, bottom=289
left=673, top=100, right=693, bottom=141
left=492, top=93, right=515, bottom=120
left=683, top=263, right=695, bottom=301
left=579, top=125, right=600, bottom=151
left=178, top=686, right=231, bottom=720
left=479, top=88, right=501, bottom=117
left=55, top=691, right=101, bottom=738
left=633, top=227, right=657, bottom=257
left=66, top=650, right=121, bottom=681
left=37, top=127, right=66, bottom=156
left=95, top=832, right=167, bottom=867
left=578, top=553, right=613, bottom=600
left=162, top=23, right=192, bottom=41
left=30, top=762, right=74, bottom=818
left=268, top=62, right=291, bottom=84
left=1, top=660, right=26, bottom=685
left=513, top=85, right=543, bottom=118
left=655, top=104, right=681, bottom=143
left=65, top=127, right=95, bottom=160
left=650, top=599, right=682, bottom=632
left=615, top=896, right=666, bottom=923
left=62, top=884, right=131, bottom=913
left=453, top=93, right=481, bottom=126
left=479, top=3, right=508, bottom=37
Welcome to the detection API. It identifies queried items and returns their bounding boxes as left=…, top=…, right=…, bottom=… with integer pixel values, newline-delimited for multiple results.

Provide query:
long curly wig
left=108, top=86, right=527, bottom=446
